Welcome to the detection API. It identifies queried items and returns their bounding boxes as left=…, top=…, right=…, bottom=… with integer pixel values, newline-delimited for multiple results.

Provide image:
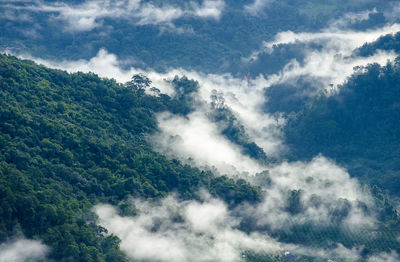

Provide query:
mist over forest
left=2, top=0, right=400, bottom=261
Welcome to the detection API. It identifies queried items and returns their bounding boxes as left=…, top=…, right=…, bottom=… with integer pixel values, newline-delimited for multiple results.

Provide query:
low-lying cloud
left=149, top=71, right=286, bottom=174
left=16, top=16, right=400, bottom=172
left=94, top=195, right=285, bottom=262
left=6, top=8, right=400, bottom=261
left=242, top=156, right=375, bottom=230
left=0, top=237, right=50, bottom=262
left=18, top=48, right=285, bottom=173
left=244, top=0, right=275, bottom=16
left=248, top=21, right=400, bottom=91
left=94, top=177, right=388, bottom=262
left=367, top=251, right=400, bottom=262
left=152, top=111, right=264, bottom=174
left=14, top=17, right=400, bottom=174
left=1, top=0, right=225, bottom=32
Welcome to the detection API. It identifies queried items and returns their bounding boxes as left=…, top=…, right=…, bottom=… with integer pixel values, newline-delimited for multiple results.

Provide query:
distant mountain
left=0, top=0, right=397, bottom=74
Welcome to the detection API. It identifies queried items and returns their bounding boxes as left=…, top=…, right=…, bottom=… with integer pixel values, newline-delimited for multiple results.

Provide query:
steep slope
left=0, top=54, right=260, bottom=261
left=284, top=58, right=400, bottom=195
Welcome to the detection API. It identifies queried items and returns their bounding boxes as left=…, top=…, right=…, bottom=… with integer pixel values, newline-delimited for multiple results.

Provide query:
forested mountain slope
left=0, top=54, right=260, bottom=261
left=2, top=53, right=400, bottom=262
left=284, top=58, right=400, bottom=195
left=3, top=1, right=400, bottom=260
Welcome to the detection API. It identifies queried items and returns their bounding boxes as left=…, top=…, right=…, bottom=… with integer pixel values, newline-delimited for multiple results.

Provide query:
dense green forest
left=0, top=54, right=260, bottom=261
left=284, top=58, right=400, bottom=195
left=2, top=54, right=400, bottom=261
left=2, top=0, right=400, bottom=260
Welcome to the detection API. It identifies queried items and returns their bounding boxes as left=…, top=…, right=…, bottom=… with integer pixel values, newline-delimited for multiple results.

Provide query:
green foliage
left=209, top=90, right=268, bottom=163
left=284, top=59, right=400, bottom=195
left=0, top=54, right=261, bottom=260
left=273, top=58, right=400, bottom=256
left=169, top=75, right=200, bottom=115
left=355, top=31, right=400, bottom=57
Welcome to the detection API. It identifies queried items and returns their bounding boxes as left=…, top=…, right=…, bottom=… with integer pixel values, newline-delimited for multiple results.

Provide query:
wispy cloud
left=8, top=14, right=400, bottom=261
left=16, top=19, right=400, bottom=173
left=331, top=8, right=378, bottom=29
left=149, top=70, right=286, bottom=174
left=134, top=2, right=184, bottom=26
left=248, top=22, right=400, bottom=91
left=152, top=111, right=265, bottom=174
left=17, top=15, right=398, bottom=172
left=20, top=48, right=176, bottom=94
left=94, top=185, right=386, bottom=262
left=244, top=0, right=275, bottom=16
left=242, top=156, right=376, bottom=230
left=367, top=251, right=400, bottom=262
left=91, top=154, right=389, bottom=261
left=19, top=49, right=285, bottom=173
left=0, top=237, right=50, bottom=262
left=191, top=0, right=225, bottom=19
left=94, top=194, right=285, bottom=262
left=1, top=0, right=225, bottom=32
left=383, top=2, right=400, bottom=22
left=68, top=48, right=388, bottom=259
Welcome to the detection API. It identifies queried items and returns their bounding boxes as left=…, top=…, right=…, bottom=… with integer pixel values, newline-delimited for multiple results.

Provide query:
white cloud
left=95, top=190, right=381, bottom=262
left=94, top=195, right=285, bottom=262
left=152, top=111, right=264, bottom=174
left=0, top=237, right=50, bottom=262
left=135, top=3, right=184, bottom=26
left=20, top=49, right=285, bottom=173
left=367, top=251, right=400, bottom=262
left=11, top=14, right=400, bottom=175
left=245, top=0, right=275, bottom=16
left=249, top=23, right=400, bottom=90
left=331, top=8, right=378, bottom=29
left=261, top=24, right=400, bottom=50
left=16, top=20, right=400, bottom=174
left=2, top=4, right=400, bottom=261
left=1, top=0, right=226, bottom=31
left=186, top=72, right=286, bottom=158
left=148, top=70, right=286, bottom=174
left=191, top=0, right=225, bottom=19
left=383, top=2, right=400, bottom=22
left=8, top=14, right=399, bottom=261
left=241, top=156, right=376, bottom=230
left=21, top=48, right=176, bottom=95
